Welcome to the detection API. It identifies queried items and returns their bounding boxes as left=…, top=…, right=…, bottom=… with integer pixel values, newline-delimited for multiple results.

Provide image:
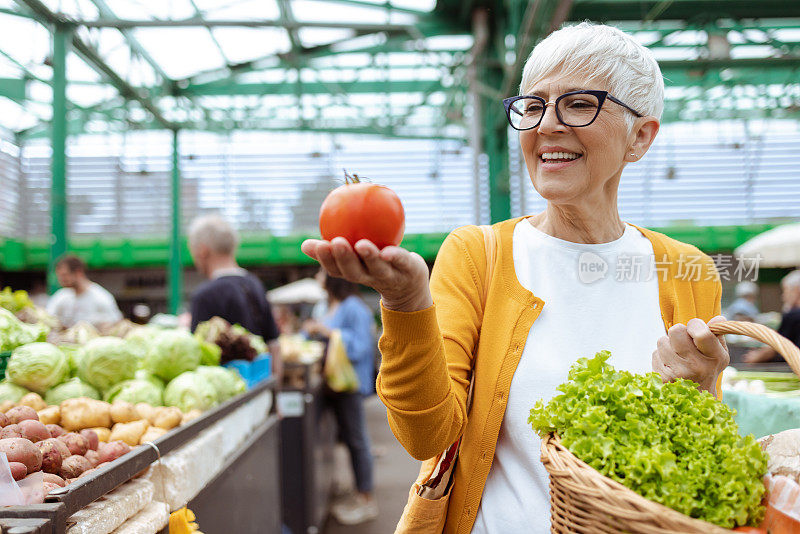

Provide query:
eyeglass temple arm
left=607, top=95, right=644, bottom=117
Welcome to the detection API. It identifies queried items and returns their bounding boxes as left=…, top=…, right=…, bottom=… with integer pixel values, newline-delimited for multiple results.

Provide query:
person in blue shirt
left=725, top=281, right=760, bottom=322
left=302, top=271, right=377, bottom=525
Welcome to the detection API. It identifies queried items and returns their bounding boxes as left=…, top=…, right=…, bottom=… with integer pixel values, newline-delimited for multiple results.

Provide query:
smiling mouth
left=540, top=151, right=583, bottom=163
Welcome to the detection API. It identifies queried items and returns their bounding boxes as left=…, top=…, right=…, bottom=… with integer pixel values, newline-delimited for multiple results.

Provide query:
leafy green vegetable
left=0, top=287, right=33, bottom=313
left=135, top=369, right=165, bottom=389
left=104, top=378, right=163, bottom=406
left=0, top=308, right=48, bottom=352
left=163, top=371, right=218, bottom=412
left=529, top=351, right=767, bottom=528
left=45, top=377, right=100, bottom=404
left=6, top=342, right=69, bottom=394
left=195, top=365, right=246, bottom=403
left=0, top=381, right=30, bottom=403
left=143, top=330, right=202, bottom=382
left=198, top=340, right=222, bottom=367
left=77, top=337, right=139, bottom=392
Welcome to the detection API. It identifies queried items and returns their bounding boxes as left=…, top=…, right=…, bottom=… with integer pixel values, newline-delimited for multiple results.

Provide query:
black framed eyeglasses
left=502, top=90, right=644, bottom=131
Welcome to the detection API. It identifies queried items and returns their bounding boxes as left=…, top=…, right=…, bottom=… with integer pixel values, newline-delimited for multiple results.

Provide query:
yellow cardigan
left=376, top=216, right=722, bottom=534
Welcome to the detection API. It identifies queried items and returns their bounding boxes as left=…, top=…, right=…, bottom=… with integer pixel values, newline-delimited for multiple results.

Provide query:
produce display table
left=0, top=378, right=279, bottom=534
left=279, top=362, right=336, bottom=534
left=0, top=517, right=54, bottom=534
left=723, top=389, right=800, bottom=438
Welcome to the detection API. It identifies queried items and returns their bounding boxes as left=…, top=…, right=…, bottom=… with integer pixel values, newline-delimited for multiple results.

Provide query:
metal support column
left=48, top=22, right=70, bottom=293
left=168, top=128, right=182, bottom=314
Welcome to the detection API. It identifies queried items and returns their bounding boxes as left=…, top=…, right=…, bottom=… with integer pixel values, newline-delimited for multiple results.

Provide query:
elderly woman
left=302, top=22, right=728, bottom=533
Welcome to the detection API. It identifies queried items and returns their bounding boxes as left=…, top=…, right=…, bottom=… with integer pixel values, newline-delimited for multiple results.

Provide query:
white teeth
left=541, top=151, right=580, bottom=161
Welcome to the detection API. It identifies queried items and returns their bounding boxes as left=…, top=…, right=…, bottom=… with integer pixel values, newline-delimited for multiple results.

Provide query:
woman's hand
left=302, top=319, right=331, bottom=339
left=301, top=237, right=433, bottom=312
left=652, top=316, right=729, bottom=397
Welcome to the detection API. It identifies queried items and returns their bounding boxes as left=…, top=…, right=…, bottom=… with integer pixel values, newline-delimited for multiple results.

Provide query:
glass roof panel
left=198, top=0, right=281, bottom=19
left=292, top=0, right=388, bottom=23
left=131, top=28, right=227, bottom=79
left=297, top=28, right=354, bottom=48
left=210, top=27, right=292, bottom=63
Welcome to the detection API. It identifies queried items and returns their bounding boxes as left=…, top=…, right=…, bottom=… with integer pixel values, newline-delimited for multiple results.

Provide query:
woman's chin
left=531, top=178, right=581, bottom=203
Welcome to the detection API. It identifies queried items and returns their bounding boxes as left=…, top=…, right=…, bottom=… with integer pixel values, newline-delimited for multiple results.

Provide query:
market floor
left=323, top=395, right=418, bottom=534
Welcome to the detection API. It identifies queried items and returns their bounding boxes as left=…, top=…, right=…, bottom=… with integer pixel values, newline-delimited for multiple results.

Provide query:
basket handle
left=709, top=320, right=800, bottom=377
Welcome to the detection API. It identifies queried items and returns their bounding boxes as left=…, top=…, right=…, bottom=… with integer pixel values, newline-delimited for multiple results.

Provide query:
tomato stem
left=343, top=169, right=363, bottom=184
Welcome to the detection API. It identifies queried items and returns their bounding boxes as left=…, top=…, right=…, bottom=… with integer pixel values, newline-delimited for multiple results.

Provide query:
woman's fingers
left=667, top=323, right=695, bottom=360
left=355, top=240, right=395, bottom=281
left=315, top=240, right=344, bottom=278
left=300, top=239, right=322, bottom=261
left=686, top=317, right=726, bottom=360
left=329, top=237, right=369, bottom=281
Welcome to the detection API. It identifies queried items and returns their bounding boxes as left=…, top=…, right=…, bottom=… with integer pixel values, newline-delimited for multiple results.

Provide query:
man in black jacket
left=188, top=214, right=282, bottom=376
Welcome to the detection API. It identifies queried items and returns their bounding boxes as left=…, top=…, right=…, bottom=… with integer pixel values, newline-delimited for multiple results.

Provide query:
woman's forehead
left=525, top=73, right=609, bottom=96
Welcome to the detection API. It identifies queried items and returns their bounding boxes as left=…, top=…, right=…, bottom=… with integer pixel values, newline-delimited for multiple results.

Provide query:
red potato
left=84, top=449, right=99, bottom=468
left=97, top=441, right=131, bottom=464
left=8, top=461, right=26, bottom=481
left=38, top=438, right=70, bottom=461
left=5, top=406, right=38, bottom=424
left=79, top=430, right=99, bottom=451
left=59, top=455, right=91, bottom=479
left=42, top=473, right=65, bottom=487
left=0, top=424, right=22, bottom=439
left=0, top=412, right=9, bottom=427
left=57, top=433, right=89, bottom=456
left=0, top=438, right=42, bottom=472
left=45, top=424, right=65, bottom=438
left=78, top=468, right=96, bottom=479
left=18, top=420, right=50, bottom=443
left=43, top=481, right=61, bottom=493
left=35, top=440, right=63, bottom=474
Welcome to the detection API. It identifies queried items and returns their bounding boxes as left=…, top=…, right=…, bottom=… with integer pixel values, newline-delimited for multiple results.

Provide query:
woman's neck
left=530, top=203, right=625, bottom=244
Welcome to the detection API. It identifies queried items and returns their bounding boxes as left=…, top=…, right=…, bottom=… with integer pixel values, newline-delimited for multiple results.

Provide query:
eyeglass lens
left=508, top=93, right=601, bottom=129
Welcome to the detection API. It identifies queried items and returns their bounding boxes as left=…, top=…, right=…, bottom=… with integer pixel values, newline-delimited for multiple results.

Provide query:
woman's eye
left=568, top=100, right=596, bottom=109
left=525, top=105, right=544, bottom=114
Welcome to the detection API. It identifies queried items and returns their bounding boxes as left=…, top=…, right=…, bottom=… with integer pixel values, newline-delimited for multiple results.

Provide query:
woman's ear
left=626, top=116, right=660, bottom=162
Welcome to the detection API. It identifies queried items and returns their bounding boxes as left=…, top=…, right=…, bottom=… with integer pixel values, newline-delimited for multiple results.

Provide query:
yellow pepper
left=169, top=507, right=203, bottom=534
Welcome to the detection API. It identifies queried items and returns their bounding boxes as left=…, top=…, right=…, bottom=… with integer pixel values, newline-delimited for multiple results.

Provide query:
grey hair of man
left=519, top=21, right=665, bottom=130
left=188, top=214, right=240, bottom=256
left=783, top=270, right=800, bottom=289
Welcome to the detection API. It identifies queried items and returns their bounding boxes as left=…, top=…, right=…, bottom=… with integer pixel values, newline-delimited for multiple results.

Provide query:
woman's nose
left=537, top=103, right=566, bottom=135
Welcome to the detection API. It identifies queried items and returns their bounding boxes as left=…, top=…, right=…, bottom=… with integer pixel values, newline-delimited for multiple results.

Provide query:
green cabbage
left=195, top=365, right=246, bottom=403
left=104, top=378, right=163, bottom=406
left=6, top=342, right=69, bottom=394
left=125, top=326, right=165, bottom=360
left=0, top=381, right=30, bottom=403
left=143, top=330, right=201, bottom=382
left=44, top=377, right=100, bottom=404
left=0, top=308, right=48, bottom=352
left=77, top=337, right=139, bottom=392
left=163, top=371, right=218, bottom=412
left=59, top=344, right=82, bottom=375
left=135, top=369, right=165, bottom=390
left=528, top=351, right=768, bottom=528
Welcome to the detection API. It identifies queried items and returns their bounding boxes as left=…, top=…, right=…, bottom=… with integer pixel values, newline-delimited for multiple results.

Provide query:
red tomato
left=732, top=528, right=767, bottom=533
left=319, top=179, right=405, bottom=249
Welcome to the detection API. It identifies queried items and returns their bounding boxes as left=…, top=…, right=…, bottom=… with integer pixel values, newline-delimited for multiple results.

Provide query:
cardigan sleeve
left=376, top=226, right=485, bottom=460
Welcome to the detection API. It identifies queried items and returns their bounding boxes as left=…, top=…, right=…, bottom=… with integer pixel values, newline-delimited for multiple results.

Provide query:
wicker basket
left=541, top=320, right=800, bottom=533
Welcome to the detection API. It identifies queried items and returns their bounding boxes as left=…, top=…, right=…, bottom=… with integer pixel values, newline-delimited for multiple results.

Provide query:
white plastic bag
left=0, top=452, right=42, bottom=506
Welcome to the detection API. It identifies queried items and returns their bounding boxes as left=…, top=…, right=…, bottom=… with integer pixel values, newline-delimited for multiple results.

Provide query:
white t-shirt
left=46, top=282, right=123, bottom=328
left=472, top=221, right=666, bottom=533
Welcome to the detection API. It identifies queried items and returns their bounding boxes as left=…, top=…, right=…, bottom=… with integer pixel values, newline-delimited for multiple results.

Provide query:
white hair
left=783, top=270, right=800, bottom=289
left=188, top=214, right=240, bottom=255
left=735, top=281, right=759, bottom=297
left=519, top=22, right=664, bottom=129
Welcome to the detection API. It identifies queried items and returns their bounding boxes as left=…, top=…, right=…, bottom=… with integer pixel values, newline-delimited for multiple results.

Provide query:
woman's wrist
left=381, top=291, right=433, bottom=313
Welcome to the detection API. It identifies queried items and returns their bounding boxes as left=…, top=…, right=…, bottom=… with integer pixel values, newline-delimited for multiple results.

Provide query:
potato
left=37, top=438, right=70, bottom=461
left=134, top=403, right=156, bottom=424
left=0, top=400, right=15, bottom=413
left=110, top=420, right=149, bottom=447
left=80, top=429, right=99, bottom=451
left=0, top=438, right=42, bottom=472
left=181, top=409, right=202, bottom=425
left=43, top=481, right=61, bottom=493
left=0, top=424, right=22, bottom=439
left=78, top=468, right=96, bottom=479
left=59, top=398, right=111, bottom=431
left=97, top=441, right=131, bottom=464
left=18, top=420, right=50, bottom=443
left=110, top=401, right=140, bottom=424
left=58, top=433, right=89, bottom=456
left=5, top=406, right=38, bottom=425
left=152, top=407, right=182, bottom=430
left=139, top=427, right=167, bottom=444
left=18, top=393, right=46, bottom=412
left=46, top=424, right=65, bottom=438
left=90, top=427, right=111, bottom=443
left=38, top=406, right=60, bottom=426
left=84, top=449, right=100, bottom=468
left=8, top=461, right=26, bottom=481
left=36, top=440, right=63, bottom=474
left=59, top=455, right=91, bottom=479
left=42, top=473, right=65, bottom=487
left=0, top=412, right=8, bottom=427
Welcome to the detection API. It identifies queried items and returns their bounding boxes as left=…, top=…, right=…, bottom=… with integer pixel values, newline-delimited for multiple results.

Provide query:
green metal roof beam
left=315, top=0, right=431, bottom=17
left=179, top=79, right=447, bottom=96
left=0, top=77, right=27, bottom=103
left=569, top=0, right=800, bottom=21
left=74, top=18, right=414, bottom=32
left=13, top=0, right=177, bottom=130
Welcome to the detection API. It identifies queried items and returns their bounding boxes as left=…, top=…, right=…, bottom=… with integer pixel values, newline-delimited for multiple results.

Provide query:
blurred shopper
left=47, top=255, right=122, bottom=328
left=745, top=270, right=800, bottom=363
left=303, top=23, right=729, bottom=532
left=188, top=214, right=282, bottom=375
left=726, top=281, right=760, bottom=321
left=303, top=271, right=377, bottom=525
